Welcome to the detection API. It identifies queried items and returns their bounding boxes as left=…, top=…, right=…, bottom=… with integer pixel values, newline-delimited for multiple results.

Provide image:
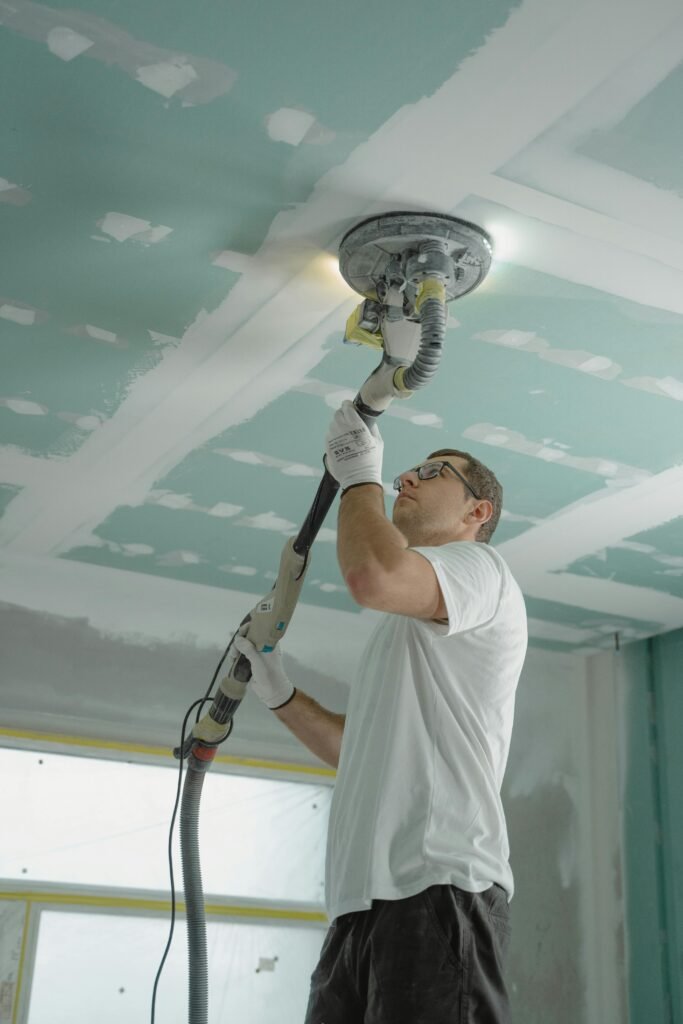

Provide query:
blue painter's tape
left=277, top=621, right=285, bottom=630
left=262, top=645, right=274, bottom=653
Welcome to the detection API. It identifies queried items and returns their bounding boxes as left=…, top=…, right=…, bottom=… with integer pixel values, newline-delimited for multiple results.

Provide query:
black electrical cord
left=150, top=628, right=240, bottom=1024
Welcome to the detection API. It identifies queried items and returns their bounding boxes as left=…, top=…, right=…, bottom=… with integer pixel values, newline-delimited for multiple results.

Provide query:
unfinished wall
left=503, top=647, right=626, bottom=1023
left=0, top=582, right=629, bottom=1023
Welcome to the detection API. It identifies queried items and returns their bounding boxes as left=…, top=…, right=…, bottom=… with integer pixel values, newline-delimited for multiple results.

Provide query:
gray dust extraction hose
left=180, top=756, right=210, bottom=1024
left=401, top=292, right=447, bottom=393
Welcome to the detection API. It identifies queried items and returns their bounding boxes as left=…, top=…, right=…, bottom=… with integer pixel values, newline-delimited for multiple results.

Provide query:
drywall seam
left=0, top=0, right=237, bottom=104
left=462, top=197, right=683, bottom=315
left=463, top=422, right=648, bottom=484
left=477, top=173, right=683, bottom=272
left=0, top=287, right=356, bottom=553
left=496, top=14, right=683, bottom=240
left=516, top=572, right=683, bottom=632
left=497, top=463, right=683, bottom=570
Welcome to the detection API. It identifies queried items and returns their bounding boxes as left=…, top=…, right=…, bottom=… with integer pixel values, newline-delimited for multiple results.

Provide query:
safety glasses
left=393, top=460, right=481, bottom=500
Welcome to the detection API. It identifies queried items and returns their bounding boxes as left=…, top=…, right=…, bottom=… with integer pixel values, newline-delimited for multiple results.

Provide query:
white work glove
left=324, top=399, right=384, bottom=495
left=232, top=634, right=295, bottom=710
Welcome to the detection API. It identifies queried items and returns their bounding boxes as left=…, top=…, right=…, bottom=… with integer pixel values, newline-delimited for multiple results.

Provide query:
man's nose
left=399, top=469, right=419, bottom=490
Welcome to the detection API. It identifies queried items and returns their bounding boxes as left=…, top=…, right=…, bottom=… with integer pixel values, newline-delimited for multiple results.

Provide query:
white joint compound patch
left=135, top=58, right=198, bottom=98
left=211, top=250, right=253, bottom=273
left=85, top=324, right=118, bottom=343
left=47, top=26, right=94, bottom=60
left=220, top=564, right=258, bottom=576
left=474, top=330, right=622, bottom=380
left=621, top=375, right=683, bottom=402
left=56, top=411, right=104, bottom=432
left=235, top=511, right=298, bottom=533
left=1, top=0, right=237, bottom=104
left=0, top=301, right=48, bottom=326
left=0, top=304, right=36, bottom=326
left=265, top=108, right=335, bottom=146
left=98, top=213, right=172, bottom=245
left=0, top=177, right=32, bottom=205
left=207, top=502, right=243, bottom=518
left=157, top=550, right=203, bottom=566
left=121, top=543, right=154, bottom=556
left=154, top=492, right=193, bottom=510
left=464, top=423, right=649, bottom=483
left=65, top=324, right=126, bottom=348
left=1, top=398, right=48, bottom=416
left=147, top=330, right=181, bottom=347
left=213, top=448, right=322, bottom=478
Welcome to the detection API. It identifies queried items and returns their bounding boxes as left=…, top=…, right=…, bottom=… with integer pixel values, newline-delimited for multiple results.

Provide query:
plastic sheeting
left=0, top=748, right=331, bottom=902
left=27, top=909, right=325, bottom=1024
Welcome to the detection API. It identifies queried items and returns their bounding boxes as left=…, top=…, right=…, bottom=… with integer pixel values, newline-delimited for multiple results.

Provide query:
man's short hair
left=426, top=448, right=503, bottom=544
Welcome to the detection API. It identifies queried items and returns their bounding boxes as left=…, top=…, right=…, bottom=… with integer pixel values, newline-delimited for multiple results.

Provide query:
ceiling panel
left=2, top=0, right=682, bottom=658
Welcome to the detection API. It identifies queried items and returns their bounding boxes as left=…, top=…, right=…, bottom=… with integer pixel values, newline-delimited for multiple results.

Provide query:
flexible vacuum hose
left=401, top=293, right=447, bottom=393
left=180, top=761, right=209, bottom=1024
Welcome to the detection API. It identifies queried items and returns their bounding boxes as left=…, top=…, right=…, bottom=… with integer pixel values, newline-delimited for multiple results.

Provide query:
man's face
left=391, top=456, right=477, bottom=544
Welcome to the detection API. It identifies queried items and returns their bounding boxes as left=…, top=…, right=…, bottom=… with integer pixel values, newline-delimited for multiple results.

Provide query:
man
left=233, top=400, right=528, bottom=1023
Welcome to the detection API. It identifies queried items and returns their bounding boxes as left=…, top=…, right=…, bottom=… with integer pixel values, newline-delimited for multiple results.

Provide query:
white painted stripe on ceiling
left=518, top=571, right=683, bottom=634
left=498, top=463, right=683, bottom=571
left=477, top=174, right=683, bottom=274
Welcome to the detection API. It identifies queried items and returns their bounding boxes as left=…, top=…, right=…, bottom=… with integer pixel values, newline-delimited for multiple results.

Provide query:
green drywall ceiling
left=62, top=261, right=682, bottom=630
left=566, top=516, right=683, bottom=600
left=579, top=63, right=683, bottom=197
left=0, top=315, right=184, bottom=456
left=0, top=0, right=521, bottom=455
left=2, top=0, right=683, bottom=651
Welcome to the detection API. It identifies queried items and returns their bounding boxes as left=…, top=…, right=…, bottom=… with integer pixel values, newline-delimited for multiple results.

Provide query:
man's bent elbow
left=348, top=569, right=389, bottom=606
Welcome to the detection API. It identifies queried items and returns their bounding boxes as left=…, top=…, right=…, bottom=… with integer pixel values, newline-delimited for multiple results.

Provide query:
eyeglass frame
left=393, top=460, right=481, bottom=501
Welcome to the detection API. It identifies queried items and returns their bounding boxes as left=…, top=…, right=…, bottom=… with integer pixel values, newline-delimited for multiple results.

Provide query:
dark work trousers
left=304, top=883, right=511, bottom=1024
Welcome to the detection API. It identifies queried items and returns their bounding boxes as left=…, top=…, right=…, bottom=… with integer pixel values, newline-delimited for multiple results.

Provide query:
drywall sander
left=185, top=213, right=492, bottom=752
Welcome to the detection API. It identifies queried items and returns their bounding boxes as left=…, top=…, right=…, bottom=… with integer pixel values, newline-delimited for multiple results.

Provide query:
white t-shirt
left=325, top=540, right=528, bottom=923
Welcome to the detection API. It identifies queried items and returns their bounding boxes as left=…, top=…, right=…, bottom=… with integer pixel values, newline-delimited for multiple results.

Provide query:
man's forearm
left=273, top=689, right=345, bottom=769
left=337, top=484, right=408, bottom=587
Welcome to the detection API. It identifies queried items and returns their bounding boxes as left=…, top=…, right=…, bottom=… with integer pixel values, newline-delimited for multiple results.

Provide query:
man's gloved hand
left=232, top=634, right=295, bottom=710
left=324, top=399, right=384, bottom=495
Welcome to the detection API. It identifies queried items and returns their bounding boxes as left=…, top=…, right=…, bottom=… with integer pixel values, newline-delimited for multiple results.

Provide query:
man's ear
left=469, top=499, right=493, bottom=527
